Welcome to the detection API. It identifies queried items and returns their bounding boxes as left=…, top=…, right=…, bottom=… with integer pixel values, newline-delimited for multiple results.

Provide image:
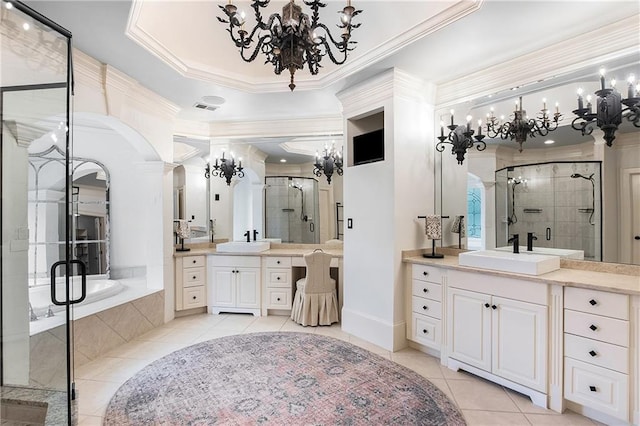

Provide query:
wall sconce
left=485, top=96, right=562, bottom=152
left=436, top=112, right=486, bottom=165
left=313, top=143, right=343, bottom=184
left=205, top=150, right=244, bottom=186
left=571, top=68, right=640, bottom=146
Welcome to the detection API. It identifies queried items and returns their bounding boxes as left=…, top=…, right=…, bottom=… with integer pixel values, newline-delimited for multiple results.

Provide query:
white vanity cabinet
left=262, top=256, right=293, bottom=311
left=175, top=255, right=207, bottom=311
left=208, top=255, right=261, bottom=316
left=407, top=264, right=443, bottom=352
left=563, top=286, right=631, bottom=423
left=447, top=270, right=548, bottom=406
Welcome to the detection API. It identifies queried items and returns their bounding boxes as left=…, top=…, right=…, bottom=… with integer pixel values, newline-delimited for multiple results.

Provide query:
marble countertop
left=404, top=254, right=640, bottom=296
left=174, top=245, right=343, bottom=259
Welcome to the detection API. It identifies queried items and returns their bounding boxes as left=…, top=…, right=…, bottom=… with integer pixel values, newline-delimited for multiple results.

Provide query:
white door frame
left=619, top=167, right=640, bottom=265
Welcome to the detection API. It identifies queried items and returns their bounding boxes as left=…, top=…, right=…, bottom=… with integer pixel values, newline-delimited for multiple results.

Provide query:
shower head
left=570, top=173, right=594, bottom=181
left=290, top=183, right=303, bottom=191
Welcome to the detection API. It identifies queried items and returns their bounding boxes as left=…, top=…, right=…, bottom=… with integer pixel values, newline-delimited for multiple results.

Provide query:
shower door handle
left=310, top=222, right=315, bottom=233
left=50, top=259, right=87, bottom=306
left=546, top=228, right=551, bottom=241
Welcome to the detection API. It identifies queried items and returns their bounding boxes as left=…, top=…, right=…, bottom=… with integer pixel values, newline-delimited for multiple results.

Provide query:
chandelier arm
left=625, top=105, right=640, bottom=127
left=303, top=0, right=326, bottom=27
left=238, top=33, right=273, bottom=63
left=570, top=116, right=595, bottom=136
left=314, top=22, right=349, bottom=50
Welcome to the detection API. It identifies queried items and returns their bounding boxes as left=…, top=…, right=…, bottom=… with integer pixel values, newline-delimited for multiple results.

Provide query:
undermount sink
left=458, top=250, right=560, bottom=275
left=495, top=246, right=584, bottom=260
left=215, top=241, right=271, bottom=253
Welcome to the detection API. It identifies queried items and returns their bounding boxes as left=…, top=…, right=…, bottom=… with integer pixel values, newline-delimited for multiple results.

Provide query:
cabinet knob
left=277, top=277, right=281, bottom=280
left=422, top=305, right=428, bottom=311
left=192, top=260, right=196, bottom=264
left=192, top=296, right=197, bottom=300
left=277, top=260, right=280, bottom=264
left=277, top=297, right=281, bottom=301
left=192, top=276, right=196, bottom=280
left=589, top=299, right=597, bottom=306
left=423, top=288, right=428, bottom=293
left=423, top=271, right=428, bottom=276
left=589, top=350, right=597, bottom=357
left=589, top=386, right=597, bottom=392
left=589, top=324, right=598, bottom=331
left=491, top=305, right=497, bottom=310
left=484, top=303, right=490, bottom=308
left=422, top=329, right=428, bottom=334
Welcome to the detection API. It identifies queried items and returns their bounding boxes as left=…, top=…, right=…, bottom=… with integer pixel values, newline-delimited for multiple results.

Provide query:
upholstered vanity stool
left=290, top=250, right=339, bottom=326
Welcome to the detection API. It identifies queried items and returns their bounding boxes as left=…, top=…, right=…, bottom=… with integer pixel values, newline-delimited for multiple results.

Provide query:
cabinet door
left=211, top=267, right=235, bottom=307
left=236, top=268, right=260, bottom=309
left=492, top=296, right=547, bottom=392
left=448, top=287, right=492, bottom=372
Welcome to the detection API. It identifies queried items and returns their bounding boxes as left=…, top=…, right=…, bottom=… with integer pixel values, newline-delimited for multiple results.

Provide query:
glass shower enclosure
left=496, top=161, right=602, bottom=261
left=265, top=176, right=320, bottom=244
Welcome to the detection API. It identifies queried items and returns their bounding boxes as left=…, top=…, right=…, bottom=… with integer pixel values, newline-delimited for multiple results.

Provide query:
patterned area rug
left=104, top=332, right=466, bottom=425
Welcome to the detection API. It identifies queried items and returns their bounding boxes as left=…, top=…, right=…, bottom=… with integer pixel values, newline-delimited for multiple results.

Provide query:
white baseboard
left=565, top=400, right=631, bottom=426
left=341, top=307, right=406, bottom=351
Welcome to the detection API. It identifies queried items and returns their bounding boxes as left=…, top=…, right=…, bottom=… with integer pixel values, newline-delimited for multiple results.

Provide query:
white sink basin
left=459, top=250, right=560, bottom=275
left=216, top=241, right=270, bottom=253
left=495, top=246, right=584, bottom=260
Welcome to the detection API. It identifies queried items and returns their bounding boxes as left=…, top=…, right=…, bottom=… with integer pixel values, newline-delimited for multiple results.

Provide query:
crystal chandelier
left=218, top=0, right=361, bottom=91
left=205, top=151, right=244, bottom=186
left=436, top=112, right=486, bottom=165
left=313, top=143, right=343, bottom=184
left=571, top=68, right=640, bottom=146
left=485, top=96, right=562, bottom=152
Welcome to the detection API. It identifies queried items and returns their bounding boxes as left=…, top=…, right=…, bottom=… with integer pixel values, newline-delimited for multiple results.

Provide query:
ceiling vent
left=193, top=102, right=219, bottom=111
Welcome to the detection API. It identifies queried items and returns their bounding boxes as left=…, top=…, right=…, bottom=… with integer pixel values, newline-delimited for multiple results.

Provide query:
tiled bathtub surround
left=29, top=291, right=164, bottom=389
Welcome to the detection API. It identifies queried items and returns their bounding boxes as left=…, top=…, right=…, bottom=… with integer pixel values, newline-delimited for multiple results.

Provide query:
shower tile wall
left=265, top=177, right=319, bottom=244
left=503, top=162, right=601, bottom=260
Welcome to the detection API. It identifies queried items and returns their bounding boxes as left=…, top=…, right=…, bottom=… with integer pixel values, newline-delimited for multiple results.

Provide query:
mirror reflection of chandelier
left=205, top=151, right=244, bottom=186
left=218, top=0, right=361, bottom=91
left=437, top=112, right=486, bottom=165
left=313, top=143, right=343, bottom=184
left=571, top=68, right=640, bottom=147
left=485, top=96, right=562, bottom=153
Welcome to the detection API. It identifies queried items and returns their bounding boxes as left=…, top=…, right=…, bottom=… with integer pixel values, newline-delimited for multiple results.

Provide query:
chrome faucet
left=527, top=232, right=537, bottom=252
left=508, top=234, right=520, bottom=253
left=243, top=230, right=251, bottom=242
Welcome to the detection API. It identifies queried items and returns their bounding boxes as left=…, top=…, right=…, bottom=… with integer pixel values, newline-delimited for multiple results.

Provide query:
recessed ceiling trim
left=126, top=0, right=482, bottom=93
left=436, top=14, right=640, bottom=108
left=208, top=116, right=343, bottom=139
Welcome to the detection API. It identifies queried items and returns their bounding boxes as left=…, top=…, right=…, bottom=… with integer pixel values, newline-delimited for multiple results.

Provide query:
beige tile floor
left=76, top=313, right=602, bottom=426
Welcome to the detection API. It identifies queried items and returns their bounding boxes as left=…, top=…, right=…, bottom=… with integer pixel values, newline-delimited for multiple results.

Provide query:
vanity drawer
left=182, top=267, right=205, bottom=287
left=565, top=287, right=629, bottom=320
left=264, top=256, right=292, bottom=268
left=411, top=313, right=441, bottom=348
left=266, top=288, right=292, bottom=309
left=412, top=264, right=443, bottom=284
left=266, top=269, right=291, bottom=287
left=564, top=333, right=629, bottom=374
left=411, top=280, right=441, bottom=302
left=564, top=309, right=629, bottom=347
left=182, top=286, right=206, bottom=309
left=411, top=296, right=442, bottom=319
left=564, top=357, right=629, bottom=422
left=183, top=255, right=205, bottom=268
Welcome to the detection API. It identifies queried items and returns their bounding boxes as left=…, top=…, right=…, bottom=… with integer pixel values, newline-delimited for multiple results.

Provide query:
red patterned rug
left=104, top=332, right=466, bottom=425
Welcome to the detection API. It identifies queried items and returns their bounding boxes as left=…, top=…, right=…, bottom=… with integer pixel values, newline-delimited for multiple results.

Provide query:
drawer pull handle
left=589, top=350, right=597, bottom=357
left=589, top=299, right=597, bottom=306
left=422, top=305, right=428, bottom=311
left=484, top=303, right=490, bottom=308
left=589, top=324, right=598, bottom=331
left=423, top=271, right=429, bottom=276
left=491, top=305, right=497, bottom=310
left=423, top=288, right=428, bottom=293
left=589, top=386, right=597, bottom=392
left=422, top=329, right=428, bottom=334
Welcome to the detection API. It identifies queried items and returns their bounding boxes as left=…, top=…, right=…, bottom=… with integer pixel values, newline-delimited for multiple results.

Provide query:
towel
left=425, top=215, right=442, bottom=240
left=451, top=215, right=465, bottom=237
left=176, top=220, right=191, bottom=239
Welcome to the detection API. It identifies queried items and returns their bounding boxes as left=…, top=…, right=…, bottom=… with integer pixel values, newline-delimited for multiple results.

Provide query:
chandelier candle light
left=205, top=150, right=244, bottom=186
left=485, top=96, right=562, bottom=152
left=218, top=0, right=361, bottom=91
left=436, top=111, right=487, bottom=165
left=571, top=68, right=640, bottom=146
left=313, top=142, right=343, bottom=184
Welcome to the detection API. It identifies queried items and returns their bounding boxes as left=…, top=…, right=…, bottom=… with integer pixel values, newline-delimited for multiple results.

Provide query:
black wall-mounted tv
left=353, top=128, right=384, bottom=166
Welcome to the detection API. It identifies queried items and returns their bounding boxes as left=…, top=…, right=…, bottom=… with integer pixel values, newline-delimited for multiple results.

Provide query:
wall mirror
left=435, top=59, right=640, bottom=265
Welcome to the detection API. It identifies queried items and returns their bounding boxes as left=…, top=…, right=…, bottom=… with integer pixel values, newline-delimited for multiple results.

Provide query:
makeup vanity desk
left=174, top=244, right=343, bottom=317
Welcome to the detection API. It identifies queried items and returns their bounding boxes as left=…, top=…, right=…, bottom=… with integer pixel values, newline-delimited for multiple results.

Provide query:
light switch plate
left=347, top=218, right=353, bottom=229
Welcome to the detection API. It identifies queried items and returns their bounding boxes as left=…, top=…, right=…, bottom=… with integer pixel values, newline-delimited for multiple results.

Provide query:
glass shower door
left=1, top=2, right=76, bottom=424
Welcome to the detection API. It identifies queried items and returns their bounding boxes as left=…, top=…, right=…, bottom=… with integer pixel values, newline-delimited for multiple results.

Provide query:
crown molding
left=174, top=119, right=212, bottom=140
left=72, top=48, right=105, bottom=91
left=209, top=116, right=343, bottom=139
left=126, top=0, right=480, bottom=94
left=337, top=69, right=395, bottom=118
left=436, top=14, right=640, bottom=108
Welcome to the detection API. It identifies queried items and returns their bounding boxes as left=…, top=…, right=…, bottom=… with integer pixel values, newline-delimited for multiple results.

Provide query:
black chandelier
left=313, top=143, right=343, bottom=184
left=485, top=96, right=562, bottom=152
left=205, top=151, right=244, bottom=186
left=436, top=112, right=486, bottom=165
left=218, top=0, right=361, bottom=91
left=572, top=68, right=640, bottom=147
